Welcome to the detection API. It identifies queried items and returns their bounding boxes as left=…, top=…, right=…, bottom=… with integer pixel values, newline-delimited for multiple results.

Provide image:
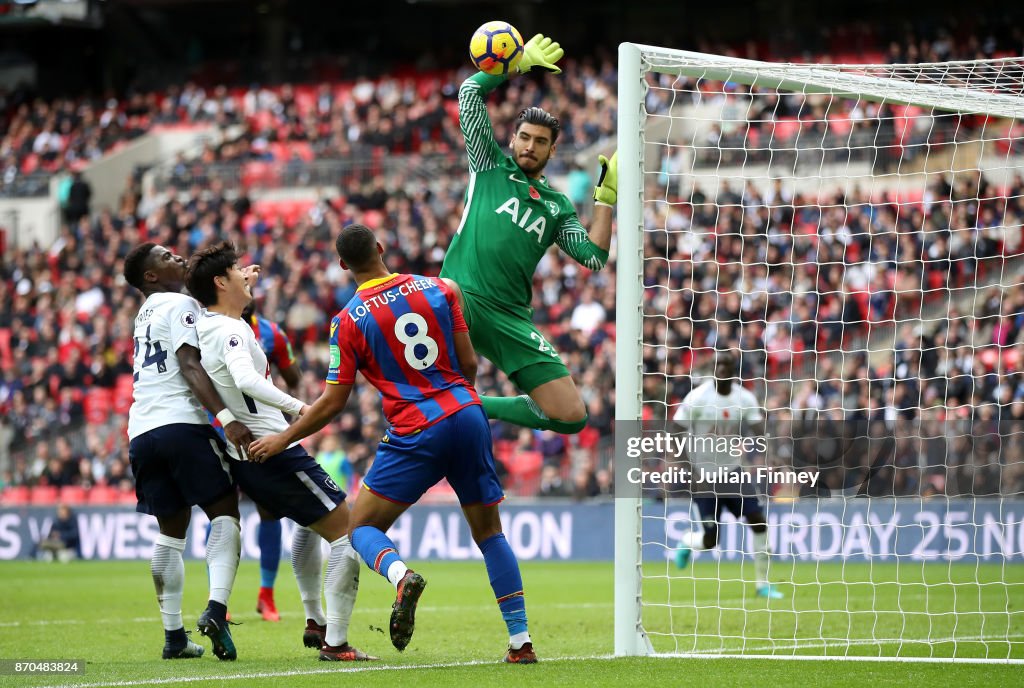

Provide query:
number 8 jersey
left=128, top=292, right=209, bottom=440
left=327, top=273, right=480, bottom=435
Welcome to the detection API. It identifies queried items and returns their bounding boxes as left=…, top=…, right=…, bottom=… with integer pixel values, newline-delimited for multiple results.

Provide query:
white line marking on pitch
left=32, top=645, right=1024, bottom=688
left=31, top=655, right=613, bottom=688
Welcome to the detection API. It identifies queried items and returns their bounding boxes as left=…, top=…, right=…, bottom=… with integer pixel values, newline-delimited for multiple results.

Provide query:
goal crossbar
left=632, top=44, right=1024, bottom=119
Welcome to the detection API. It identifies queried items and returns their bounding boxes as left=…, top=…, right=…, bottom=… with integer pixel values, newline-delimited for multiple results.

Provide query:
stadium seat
left=770, top=118, right=802, bottom=141
left=0, top=486, right=31, bottom=506
left=241, top=161, right=280, bottom=188
left=87, top=485, right=121, bottom=505
left=58, top=485, right=88, bottom=505
left=0, top=327, right=12, bottom=369
left=84, top=388, right=114, bottom=424
left=509, top=450, right=543, bottom=487
left=827, top=114, right=853, bottom=136
left=30, top=485, right=60, bottom=505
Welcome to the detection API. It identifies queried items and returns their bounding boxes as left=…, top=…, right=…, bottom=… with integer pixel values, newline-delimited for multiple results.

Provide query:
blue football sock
left=351, top=525, right=404, bottom=581
left=479, top=533, right=528, bottom=637
left=258, top=518, right=282, bottom=589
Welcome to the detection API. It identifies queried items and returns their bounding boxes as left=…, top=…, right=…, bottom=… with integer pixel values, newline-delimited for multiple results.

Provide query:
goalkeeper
left=440, top=34, right=617, bottom=434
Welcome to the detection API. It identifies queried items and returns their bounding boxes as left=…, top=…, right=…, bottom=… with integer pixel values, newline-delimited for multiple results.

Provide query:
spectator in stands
left=37, top=503, right=80, bottom=563
left=538, top=465, right=570, bottom=498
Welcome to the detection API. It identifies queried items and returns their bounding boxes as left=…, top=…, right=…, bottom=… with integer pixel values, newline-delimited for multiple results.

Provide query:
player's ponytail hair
left=185, top=241, right=239, bottom=307
left=123, top=242, right=158, bottom=292
left=516, top=107, right=560, bottom=143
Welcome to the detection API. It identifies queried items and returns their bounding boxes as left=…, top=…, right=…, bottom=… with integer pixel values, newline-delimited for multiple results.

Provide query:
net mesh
left=630, top=50, right=1024, bottom=660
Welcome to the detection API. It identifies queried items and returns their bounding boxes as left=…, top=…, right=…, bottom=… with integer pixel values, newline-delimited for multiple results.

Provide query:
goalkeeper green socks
left=481, top=395, right=587, bottom=434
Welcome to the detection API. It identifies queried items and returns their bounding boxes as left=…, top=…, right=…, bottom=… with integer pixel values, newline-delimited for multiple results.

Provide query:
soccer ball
left=469, top=21, right=524, bottom=76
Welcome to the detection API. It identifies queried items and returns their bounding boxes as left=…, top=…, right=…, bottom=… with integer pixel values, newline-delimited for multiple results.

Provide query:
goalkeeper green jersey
left=440, top=72, right=608, bottom=314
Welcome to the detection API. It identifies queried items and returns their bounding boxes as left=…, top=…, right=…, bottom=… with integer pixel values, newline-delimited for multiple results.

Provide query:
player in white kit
left=672, top=350, right=783, bottom=599
left=124, top=243, right=255, bottom=661
left=185, top=241, right=376, bottom=662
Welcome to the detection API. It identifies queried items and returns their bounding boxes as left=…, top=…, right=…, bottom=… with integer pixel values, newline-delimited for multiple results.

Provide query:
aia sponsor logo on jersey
left=494, top=196, right=546, bottom=242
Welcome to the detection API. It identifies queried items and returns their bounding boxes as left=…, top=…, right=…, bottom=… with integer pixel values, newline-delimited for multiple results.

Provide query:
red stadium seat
left=241, top=161, right=280, bottom=189
left=30, top=485, right=60, bottom=505
left=88, top=485, right=121, bottom=505
left=0, top=327, right=12, bottom=369
left=770, top=117, right=802, bottom=141
left=827, top=114, right=853, bottom=136
left=84, top=387, right=113, bottom=424
left=509, top=450, right=543, bottom=484
left=1, top=486, right=31, bottom=506
left=59, top=486, right=88, bottom=505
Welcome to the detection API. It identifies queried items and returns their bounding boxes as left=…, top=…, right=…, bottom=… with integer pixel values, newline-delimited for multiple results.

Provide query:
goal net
left=613, top=44, right=1024, bottom=662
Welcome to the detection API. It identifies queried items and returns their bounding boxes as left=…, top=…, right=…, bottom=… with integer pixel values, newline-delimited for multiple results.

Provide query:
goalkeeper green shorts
left=460, top=291, right=570, bottom=393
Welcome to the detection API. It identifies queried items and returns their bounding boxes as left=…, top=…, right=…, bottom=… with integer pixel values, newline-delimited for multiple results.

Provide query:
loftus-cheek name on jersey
left=495, top=196, right=558, bottom=243
left=347, top=278, right=436, bottom=322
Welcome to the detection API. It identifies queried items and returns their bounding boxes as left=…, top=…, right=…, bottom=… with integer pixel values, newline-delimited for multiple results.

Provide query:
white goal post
left=614, top=42, right=1024, bottom=662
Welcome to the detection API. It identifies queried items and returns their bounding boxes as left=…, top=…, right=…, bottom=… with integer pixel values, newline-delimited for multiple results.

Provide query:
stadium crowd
left=4, top=20, right=1021, bottom=197
left=2, top=23, right=1023, bottom=503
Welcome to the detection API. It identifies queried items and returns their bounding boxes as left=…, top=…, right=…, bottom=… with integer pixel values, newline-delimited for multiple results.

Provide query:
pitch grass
left=0, top=560, right=1020, bottom=688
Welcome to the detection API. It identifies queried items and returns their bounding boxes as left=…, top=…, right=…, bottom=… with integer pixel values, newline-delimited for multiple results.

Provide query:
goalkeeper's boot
left=390, top=570, right=427, bottom=651
left=162, top=631, right=205, bottom=659
left=756, top=584, right=784, bottom=600
left=303, top=619, right=327, bottom=649
left=257, top=586, right=281, bottom=622
left=319, top=643, right=379, bottom=661
left=504, top=642, right=538, bottom=664
left=197, top=605, right=237, bottom=661
left=674, top=547, right=692, bottom=570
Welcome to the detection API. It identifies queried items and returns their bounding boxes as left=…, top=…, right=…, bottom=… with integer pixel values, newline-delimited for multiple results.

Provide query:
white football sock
left=291, top=525, right=326, bottom=626
left=386, top=560, right=409, bottom=589
left=152, top=534, right=186, bottom=631
left=753, top=530, right=771, bottom=587
left=206, top=516, right=240, bottom=606
left=324, top=535, right=360, bottom=647
left=510, top=631, right=532, bottom=650
left=679, top=530, right=708, bottom=550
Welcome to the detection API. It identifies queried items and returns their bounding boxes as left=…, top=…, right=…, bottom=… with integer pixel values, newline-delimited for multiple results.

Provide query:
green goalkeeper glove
left=517, top=34, right=564, bottom=74
left=593, top=151, right=618, bottom=206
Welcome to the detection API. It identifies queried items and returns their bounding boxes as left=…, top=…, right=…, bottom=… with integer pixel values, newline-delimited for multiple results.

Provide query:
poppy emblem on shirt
left=529, top=186, right=540, bottom=200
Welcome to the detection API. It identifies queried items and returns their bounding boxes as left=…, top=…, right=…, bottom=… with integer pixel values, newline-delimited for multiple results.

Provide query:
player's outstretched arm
left=176, top=343, right=256, bottom=454
left=249, top=383, right=353, bottom=462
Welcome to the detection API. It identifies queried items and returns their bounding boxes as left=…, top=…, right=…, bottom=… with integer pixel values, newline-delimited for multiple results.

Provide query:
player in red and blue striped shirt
left=250, top=223, right=535, bottom=662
